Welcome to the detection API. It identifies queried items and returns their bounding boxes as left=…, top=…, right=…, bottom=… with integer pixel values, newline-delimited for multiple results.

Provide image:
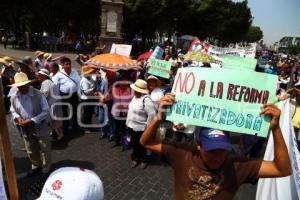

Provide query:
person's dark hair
left=60, top=57, right=71, bottom=64
left=202, top=62, right=211, bottom=68
left=255, top=64, right=264, bottom=73
left=50, top=62, right=59, bottom=70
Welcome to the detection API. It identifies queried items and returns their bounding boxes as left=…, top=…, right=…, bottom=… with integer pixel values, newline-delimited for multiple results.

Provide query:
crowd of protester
left=0, top=45, right=299, bottom=199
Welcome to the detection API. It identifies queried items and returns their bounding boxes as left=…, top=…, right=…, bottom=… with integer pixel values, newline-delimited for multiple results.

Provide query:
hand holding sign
left=261, top=104, right=281, bottom=130
left=158, top=93, right=176, bottom=120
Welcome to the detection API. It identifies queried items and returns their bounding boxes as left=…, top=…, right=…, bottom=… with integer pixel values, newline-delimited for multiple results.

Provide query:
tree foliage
left=0, top=0, right=253, bottom=44
left=123, top=0, right=253, bottom=44
left=0, top=0, right=100, bottom=37
left=288, top=45, right=300, bottom=55
left=245, top=26, right=263, bottom=43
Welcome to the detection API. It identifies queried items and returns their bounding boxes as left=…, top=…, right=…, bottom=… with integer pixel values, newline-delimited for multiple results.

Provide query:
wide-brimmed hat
left=130, top=79, right=149, bottom=94
left=43, top=53, right=52, bottom=61
left=9, top=72, right=32, bottom=87
left=38, top=68, right=50, bottom=78
left=35, top=51, right=45, bottom=57
left=81, top=65, right=97, bottom=76
left=0, top=56, right=13, bottom=67
left=16, top=59, right=29, bottom=67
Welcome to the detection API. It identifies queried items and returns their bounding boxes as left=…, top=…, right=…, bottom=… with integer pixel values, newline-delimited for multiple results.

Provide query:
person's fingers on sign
left=261, top=104, right=280, bottom=129
left=157, top=93, right=176, bottom=120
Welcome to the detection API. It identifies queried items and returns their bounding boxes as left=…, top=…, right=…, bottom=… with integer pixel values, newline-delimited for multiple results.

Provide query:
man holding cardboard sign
left=140, top=68, right=292, bottom=200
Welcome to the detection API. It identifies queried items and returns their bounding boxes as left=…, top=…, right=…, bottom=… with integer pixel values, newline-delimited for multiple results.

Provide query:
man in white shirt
left=10, top=72, right=51, bottom=176
left=79, top=65, right=97, bottom=133
left=52, top=57, right=80, bottom=134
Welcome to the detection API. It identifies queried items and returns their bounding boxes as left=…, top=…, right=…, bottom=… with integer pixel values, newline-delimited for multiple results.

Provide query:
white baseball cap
left=37, top=167, right=104, bottom=200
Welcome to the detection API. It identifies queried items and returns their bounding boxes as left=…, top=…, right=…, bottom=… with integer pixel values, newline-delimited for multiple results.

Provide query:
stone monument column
left=100, top=0, right=123, bottom=53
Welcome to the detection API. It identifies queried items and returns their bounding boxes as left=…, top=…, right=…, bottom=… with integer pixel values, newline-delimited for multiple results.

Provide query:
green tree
left=123, top=0, right=253, bottom=46
left=288, top=45, right=300, bottom=55
left=0, top=0, right=100, bottom=37
left=245, top=26, right=263, bottom=43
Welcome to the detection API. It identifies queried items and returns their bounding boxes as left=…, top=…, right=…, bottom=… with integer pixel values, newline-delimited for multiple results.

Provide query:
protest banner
left=223, top=55, right=257, bottom=71
left=110, top=44, right=132, bottom=57
left=256, top=100, right=300, bottom=200
left=166, top=67, right=277, bottom=137
left=147, top=58, right=172, bottom=79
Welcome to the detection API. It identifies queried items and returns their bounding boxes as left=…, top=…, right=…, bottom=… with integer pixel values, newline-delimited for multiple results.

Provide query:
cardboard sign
left=110, top=44, right=132, bottom=57
left=148, top=58, right=172, bottom=79
left=166, top=67, right=277, bottom=137
left=223, top=55, right=257, bottom=71
left=149, top=46, right=164, bottom=59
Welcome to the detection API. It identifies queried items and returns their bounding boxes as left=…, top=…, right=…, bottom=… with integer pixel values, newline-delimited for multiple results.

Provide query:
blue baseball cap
left=197, top=128, right=232, bottom=151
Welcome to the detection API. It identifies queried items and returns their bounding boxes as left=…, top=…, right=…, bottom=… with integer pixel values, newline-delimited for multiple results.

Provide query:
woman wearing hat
left=0, top=56, right=16, bottom=112
left=147, top=75, right=163, bottom=109
left=34, top=51, right=45, bottom=74
left=80, top=65, right=97, bottom=133
left=38, top=69, right=64, bottom=140
left=43, top=53, right=52, bottom=71
left=126, top=79, right=156, bottom=169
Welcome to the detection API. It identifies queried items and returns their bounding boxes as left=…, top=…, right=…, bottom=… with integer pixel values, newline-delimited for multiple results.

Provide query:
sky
left=247, top=0, right=300, bottom=45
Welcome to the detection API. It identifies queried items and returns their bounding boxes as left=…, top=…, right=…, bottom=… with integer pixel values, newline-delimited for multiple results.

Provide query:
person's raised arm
left=140, top=93, right=175, bottom=154
left=258, top=104, right=292, bottom=178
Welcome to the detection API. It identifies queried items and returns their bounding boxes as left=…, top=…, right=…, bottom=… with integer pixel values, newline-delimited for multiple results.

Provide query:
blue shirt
left=52, top=69, right=80, bottom=94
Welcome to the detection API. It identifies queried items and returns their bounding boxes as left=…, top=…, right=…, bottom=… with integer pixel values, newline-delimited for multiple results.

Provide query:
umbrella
left=86, top=53, right=140, bottom=71
left=184, top=51, right=215, bottom=63
left=138, top=51, right=152, bottom=60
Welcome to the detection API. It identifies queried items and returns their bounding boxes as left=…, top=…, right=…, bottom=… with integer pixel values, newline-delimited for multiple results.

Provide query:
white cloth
left=256, top=100, right=300, bottom=200
left=10, top=86, right=49, bottom=124
left=52, top=69, right=80, bottom=94
left=172, top=122, right=197, bottom=134
left=150, top=88, right=164, bottom=109
left=7, top=87, right=18, bottom=98
left=80, top=76, right=96, bottom=100
left=40, top=79, right=59, bottom=105
left=126, top=95, right=156, bottom=131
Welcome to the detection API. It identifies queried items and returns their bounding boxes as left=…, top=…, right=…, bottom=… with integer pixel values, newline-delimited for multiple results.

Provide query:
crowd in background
left=0, top=45, right=300, bottom=175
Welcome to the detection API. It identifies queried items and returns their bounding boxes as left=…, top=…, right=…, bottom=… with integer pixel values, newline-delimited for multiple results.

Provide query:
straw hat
left=81, top=65, right=97, bottom=76
left=9, top=72, right=32, bottom=87
left=38, top=69, right=50, bottom=78
left=147, top=75, right=159, bottom=81
left=130, top=79, right=149, bottom=94
left=0, top=56, right=13, bottom=67
left=43, top=53, right=52, bottom=61
left=35, top=51, right=45, bottom=57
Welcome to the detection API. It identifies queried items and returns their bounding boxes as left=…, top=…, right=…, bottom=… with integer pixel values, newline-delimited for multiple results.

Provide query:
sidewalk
left=0, top=45, right=81, bottom=69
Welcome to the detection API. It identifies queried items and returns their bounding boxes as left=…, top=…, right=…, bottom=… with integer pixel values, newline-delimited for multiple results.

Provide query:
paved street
left=1, top=46, right=257, bottom=200
left=0, top=45, right=80, bottom=70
